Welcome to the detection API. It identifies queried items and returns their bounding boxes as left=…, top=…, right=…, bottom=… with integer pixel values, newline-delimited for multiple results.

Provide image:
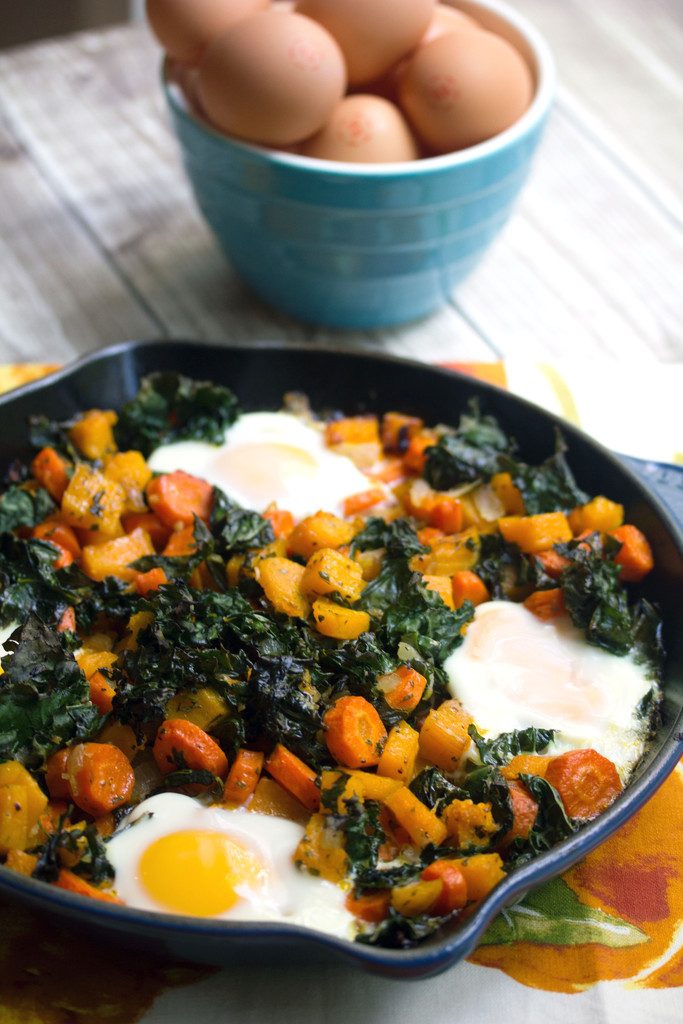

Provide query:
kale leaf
left=0, top=536, right=94, bottom=629
left=409, top=768, right=464, bottom=814
left=424, top=399, right=516, bottom=490
left=31, top=813, right=115, bottom=886
left=505, top=775, right=577, bottom=868
left=351, top=516, right=426, bottom=560
left=0, top=616, right=100, bottom=768
left=502, top=431, right=587, bottom=515
left=463, top=767, right=513, bottom=834
left=558, top=534, right=633, bottom=655
left=468, top=725, right=556, bottom=767
left=357, top=908, right=445, bottom=948
left=631, top=599, right=665, bottom=681
left=245, top=655, right=326, bottom=767
left=211, top=488, right=274, bottom=556
left=0, top=486, right=55, bottom=535
left=114, top=372, right=240, bottom=456
left=381, top=580, right=473, bottom=666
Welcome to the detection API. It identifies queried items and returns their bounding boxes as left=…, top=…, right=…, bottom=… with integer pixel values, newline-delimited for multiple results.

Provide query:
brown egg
left=146, top=0, right=269, bottom=65
left=398, top=29, right=533, bottom=153
left=197, top=11, right=347, bottom=146
left=421, top=3, right=481, bottom=44
left=295, top=0, right=435, bottom=86
left=300, top=95, right=419, bottom=163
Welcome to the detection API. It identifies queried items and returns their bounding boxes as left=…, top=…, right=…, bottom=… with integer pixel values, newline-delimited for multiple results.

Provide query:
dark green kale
left=381, top=580, right=473, bottom=666
left=322, top=634, right=396, bottom=721
left=211, top=488, right=274, bottom=556
left=424, top=399, right=516, bottom=490
left=28, top=414, right=80, bottom=460
left=114, top=372, right=240, bottom=457
left=0, top=617, right=101, bottom=769
left=409, top=768, right=464, bottom=814
left=351, top=516, right=427, bottom=559
left=357, top=908, right=445, bottom=948
left=0, top=486, right=55, bottom=535
left=0, top=535, right=96, bottom=629
left=475, top=532, right=556, bottom=599
left=155, top=768, right=225, bottom=800
left=501, top=431, right=588, bottom=515
left=630, top=599, right=665, bottom=681
left=31, top=813, right=114, bottom=886
left=505, top=775, right=577, bottom=868
left=245, top=654, right=326, bottom=767
left=468, top=725, right=556, bottom=767
left=76, top=576, right=140, bottom=633
left=463, top=766, right=513, bottom=834
left=558, top=534, right=633, bottom=655
left=133, top=516, right=217, bottom=582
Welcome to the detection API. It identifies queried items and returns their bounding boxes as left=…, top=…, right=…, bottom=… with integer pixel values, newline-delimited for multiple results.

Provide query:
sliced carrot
left=416, top=526, right=444, bottom=549
left=56, top=869, right=122, bottom=904
left=500, top=780, right=538, bottom=845
left=45, top=748, right=71, bottom=799
left=325, top=416, right=379, bottom=446
left=402, top=432, right=437, bottom=475
left=378, top=665, right=427, bottom=714
left=121, top=511, right=171, bottom=550
left=429, top=497, right=463, bottom=534
left=545, top=749, right=622, bottom=820
left=421, top=859, right=468, bottom=914
left=223, top=749, right=264, bottom=805
left=31, top=447, right=70, bottom=502
left=66, top=742, right=134, bottom=817
left=451, top=570, right=489, bottom=609
left=342, top=488, right=386, bottom=518
left=146, top=471, right=213, bottom=528
left=323, top=695, right=387, bottom=769
left=345, top=890, right=391, bottom=923
left=610, top=525, right=654, bottom=583
left=265, top=743, right=320, bottom=811
left=523, top=588, right=566, bottom=620
left=89, top=671, right=116, bottom=715
left=56, top=606, right=76, bottom=634
left=163, top=523, right=197, bottom=558
left=153, top=718, right=229, bottom=779
left=134, top=567, right=168, bottom=596
left=535, top=548, right=570, bottom=579
left=263, top=507, right=295, bottom=539
left=33, top=520, right=81, bottom=569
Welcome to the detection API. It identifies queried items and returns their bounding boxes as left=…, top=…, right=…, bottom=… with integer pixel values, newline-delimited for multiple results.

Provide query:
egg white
left=147, top=411, right=379, bottom=520
left=444, top=600, right=655, bottom=780
left=106, top=793, right=355, bottom=938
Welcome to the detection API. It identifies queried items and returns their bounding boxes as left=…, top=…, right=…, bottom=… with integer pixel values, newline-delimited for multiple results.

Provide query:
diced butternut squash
left=354, top=547, right=384, bottom=582
left=95, top=721, right=142, bottom=762
left=302, top=547, right=365, bottom=603
left=421, top=574, right=455, bottom=609
left=104, top=451, right=153, bottom=513
left=312, top=599, right=370, bottom=640
left=377, top=721, right=420, bottom=782
left=381, top=412, right=423, bottom=454
left=61, top=464, right=126, bottom=536
left=498, top=513, right=572, bottom=554
left=81, top=527, right=154, bottom=582
left=391, top=878, right=442, bottom=917
left=383, top=786, right=448, bottom=849
left=294, top=813, right=348, bottom=883
left=441, top=799, right=499, bottom=849
left=325, top=415, right=379, bottom=447
left=411, top=528, right=480, bottom=576
left=491, top=472, right=525, bottom=515
left=69, top=409, right=118, bottom=461
left=419, top=701, right=472, bottom=773
left=344, top=770, right=403, bottom=804
left=5, top=849, right=38, bottom=876
left=117, top=611, right=154, bottom=653
left=456, top=853, right=506, bottom=901
left=75, top=634, right=116, bottom=679
left=165, top=688, right=230, bottom=731
left=248, top=777, right=309, bottom=825
left=256, top=557, right=310, bottom=618
left=0, top=761, right=48, bottom=839
left=0, top=785, right=30, bottom=854
left=402, top=432, right=437, bottom=474
left=31, top=447, right=70, bottom=502
left=451, top=570, right=489, bottom=610
left=89, top=672, right=116, bottom=715
left=569, top=496, right=624, bottom=535
left=287, top=512, right=355, bottom=560
left=500, top=754, right=552, bottom=780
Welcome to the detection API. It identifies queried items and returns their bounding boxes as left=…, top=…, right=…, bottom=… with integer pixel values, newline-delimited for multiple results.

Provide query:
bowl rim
left=164, top=0, right=556, bottom=179
left=0, top=338, right=681, bottom=978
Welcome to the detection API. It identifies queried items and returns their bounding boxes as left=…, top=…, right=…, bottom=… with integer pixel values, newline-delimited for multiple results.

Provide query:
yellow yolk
left=139, top=829, right=266, bottom=917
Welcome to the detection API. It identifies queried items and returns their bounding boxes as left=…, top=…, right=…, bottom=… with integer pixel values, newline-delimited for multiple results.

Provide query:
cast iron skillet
left=0, top=340, right=681, bottom=979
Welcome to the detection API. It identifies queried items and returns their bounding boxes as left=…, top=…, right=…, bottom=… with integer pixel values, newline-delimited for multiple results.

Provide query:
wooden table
left=0, top=2, right=681, bottom=366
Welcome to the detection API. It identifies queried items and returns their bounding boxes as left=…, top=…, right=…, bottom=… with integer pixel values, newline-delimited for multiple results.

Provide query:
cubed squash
left=411, top=528, right=480, bottom=575
left=421, top=574, right=455, bottom=609
left=165, top=688, right=230, bottom=731
left=0, top=761, right=48, bottom=839
left=302, top=547, right=365, bottom=603
left=69, top=409, right=118, bottom=461
left=0, top=784, right=30, bottom=854
left=117, top=610, right=154, bottom=653
left=384, top=786, right=448, bottom=849
left=80, top=527, right=154, bottom=582
left=61, top=464, right=126, bottom=536
left=104, top=451, right=153, bottom=513
left=391, top=878, right=442, bottom=917
left=287, top=512, right=355, bottom=560
left=248, top=777, right=309, bottom=825
left=441, top=799, right=499, bottom=849
left=312, top=599, right=370, bottom=640
left=568, top=496, right=624, bottom=535
left=381, top=412, right=423, bottom=454
left=419, top=701, right=472, bottom=773
left=491, top=472, right=525, bottom=515
left=498, top=513, right=572, bottom=554
left=256, top=557, right=310, bottom=618
left=377, top=721, right=420, bottom=782
left=294, top=813, right=349, bottom=883
left=456, top=853, right=506, bottom=901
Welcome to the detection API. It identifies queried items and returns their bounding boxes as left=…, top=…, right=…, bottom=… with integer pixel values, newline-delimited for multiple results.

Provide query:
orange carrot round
left=33, top=520, right=81, bottom=569
left=535, top=548, right=570, bottom=579
left=500, top=779, right=538, bottom=846
left=45, top=748, right=71, bottom=799
left=153, top=718, right=229, bottom=779
left=429, top=497, right=463, bottom=534
left=451, top=570, right=489, bottom=609
left=421, top=859, right=467, bottom=914
left=345, top=890, right=391, bottom=923
left=223, top=749, right=264, bottom=804
left=379, top=665, right=427, bottom=714
left=610, top=525, right=654, bottom=583
left=523, top=588, right=566, bottom=620
left=89, top=671, right=116, bottom=715
left=56, top=868, right=122, bottom=904
left=545, top=748, right=622, bottom=820
left=265, top=743, right=320, bottom=811
left=134, top=567, right=168, bottom=596
left=263, top=508, right=295, bottom=539
left=121, top=511, right=171, bottom=550
left=31, top=447, right=70, bottom=502
left=323, top=695, right=387, bottom=768
left=146, top=471, right=213, bottom=528
left=66, top=742, right=135, bottom=817
left=56, top=606, right=77, bottom=634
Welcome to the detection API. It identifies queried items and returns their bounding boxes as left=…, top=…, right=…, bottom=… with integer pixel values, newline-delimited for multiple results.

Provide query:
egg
left=147, top=411, right=381, bottom=520
left=300, top=95, right=419, bottom=163
left=398, top=29, right=533, bottom=152
left=107, top=793, right=355, bottom=936
left=146, top=0, right=269, bottom=65
left=196, top=11, right=347, bottom=146
left=444, top=601, right=655, bottom=780
left=421, top=3, right=481, bottom=44
left=296, top=0, right=435, bottom=86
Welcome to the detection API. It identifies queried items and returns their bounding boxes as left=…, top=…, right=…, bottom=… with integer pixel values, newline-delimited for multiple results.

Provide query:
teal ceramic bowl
left=164, top=0, right=555, bottom=328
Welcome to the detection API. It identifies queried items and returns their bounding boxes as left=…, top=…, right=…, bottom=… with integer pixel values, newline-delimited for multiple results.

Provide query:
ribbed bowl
left=164, top=0, right=555, bottom=328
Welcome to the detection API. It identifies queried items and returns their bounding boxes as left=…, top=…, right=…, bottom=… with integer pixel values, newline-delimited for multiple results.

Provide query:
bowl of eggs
left=152, top=0, right=555, bottom=328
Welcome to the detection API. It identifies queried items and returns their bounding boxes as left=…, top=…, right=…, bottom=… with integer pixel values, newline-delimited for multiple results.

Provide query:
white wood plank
left=0, top=26, right=494, bottom=364
left=0, top=109, right=154, bottom=361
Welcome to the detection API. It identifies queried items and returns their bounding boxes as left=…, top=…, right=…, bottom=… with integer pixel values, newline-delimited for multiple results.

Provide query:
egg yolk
left=139, top=829, right=267, bottom=917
